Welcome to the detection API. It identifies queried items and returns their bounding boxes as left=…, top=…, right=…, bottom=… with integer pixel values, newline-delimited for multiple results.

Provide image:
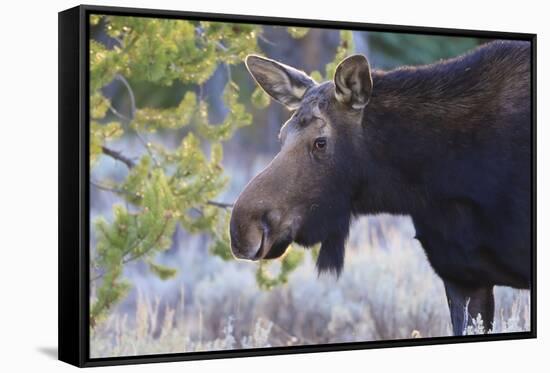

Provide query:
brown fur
left=231, top=40, right=532, bottom=335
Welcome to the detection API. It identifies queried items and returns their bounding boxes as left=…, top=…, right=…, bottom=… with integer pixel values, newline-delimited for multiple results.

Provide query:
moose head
left=229, top=54, right=373, bottom=275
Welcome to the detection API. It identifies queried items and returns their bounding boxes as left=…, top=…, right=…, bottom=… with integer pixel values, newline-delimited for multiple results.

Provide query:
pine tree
left=89, top=16, right=354, bottom=327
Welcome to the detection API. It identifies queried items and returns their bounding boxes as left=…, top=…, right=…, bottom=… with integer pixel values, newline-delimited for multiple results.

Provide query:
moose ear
left=245, top=55, right=316, bottom=110
left=333, top=54, right=373, bottom=109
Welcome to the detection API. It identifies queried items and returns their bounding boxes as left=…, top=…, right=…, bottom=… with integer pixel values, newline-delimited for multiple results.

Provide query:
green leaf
left=287, top=27, right=310, bottom=38
left=132, top=91, right=197, bottom=132
left=251, top=86, right=270, bottom=109
left=90, top=92, right=112, bottom=120
left=90, top=15, right=102, bottom=26
left=256, top=246, right=305, bottom=290
left=90, top=121, right=123, bottom=167
left=197, top=81, right=252, bottom=141
left=325, top=30, right=355, bottom=79
left=310, top=70, right=323, bottom=83
left=147, top=261, right=178, bottom=280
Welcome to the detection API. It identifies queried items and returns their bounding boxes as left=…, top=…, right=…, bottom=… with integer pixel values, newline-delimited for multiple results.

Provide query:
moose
left=229, top=40, right=531, bottom=336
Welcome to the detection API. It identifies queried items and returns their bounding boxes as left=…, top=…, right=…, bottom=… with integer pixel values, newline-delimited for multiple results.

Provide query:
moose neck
left=353, top=66, right=475, bottom=217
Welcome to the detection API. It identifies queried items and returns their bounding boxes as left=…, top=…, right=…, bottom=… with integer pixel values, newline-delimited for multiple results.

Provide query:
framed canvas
left=58, top=4, right=537, bottom=367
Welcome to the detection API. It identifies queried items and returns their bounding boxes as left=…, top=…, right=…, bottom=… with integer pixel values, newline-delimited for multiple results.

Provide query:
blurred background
left=88, top=15, right=530, bottom=357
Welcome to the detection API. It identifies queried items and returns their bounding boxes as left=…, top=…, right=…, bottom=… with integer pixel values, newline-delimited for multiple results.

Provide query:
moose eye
left=314, top=137, right=327, bottom=151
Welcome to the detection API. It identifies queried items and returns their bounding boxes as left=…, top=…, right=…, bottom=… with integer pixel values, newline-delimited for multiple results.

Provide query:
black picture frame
left=58, top=4, right=537, bottom=368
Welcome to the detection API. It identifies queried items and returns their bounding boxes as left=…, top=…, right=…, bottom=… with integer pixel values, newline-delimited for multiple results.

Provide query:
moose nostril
left=229, top=215, right=266, bottom=260
left=230, top=207, right=279, bottom=260
left=231, top=230, right=265, bottom=260
left=260, top=213, right=270, bottom=232
left=252, top=230, right=266, bottom=260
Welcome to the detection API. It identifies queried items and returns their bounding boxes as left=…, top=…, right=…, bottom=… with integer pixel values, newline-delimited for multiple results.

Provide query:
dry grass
left=90, top=215, right=530, bottom=358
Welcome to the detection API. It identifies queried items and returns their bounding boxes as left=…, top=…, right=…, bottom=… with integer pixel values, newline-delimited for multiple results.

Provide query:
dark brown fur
left=231, top=41, right=532, bottom=335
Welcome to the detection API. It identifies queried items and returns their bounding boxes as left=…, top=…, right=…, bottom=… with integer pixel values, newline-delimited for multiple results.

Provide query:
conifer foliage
left=89, top=15, right=354, bottom=327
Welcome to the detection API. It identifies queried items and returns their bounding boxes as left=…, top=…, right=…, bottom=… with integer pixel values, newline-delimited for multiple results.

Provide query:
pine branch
left=121, top=217, right=170, bottom=265
left=91, top=177, right=233, bottom=209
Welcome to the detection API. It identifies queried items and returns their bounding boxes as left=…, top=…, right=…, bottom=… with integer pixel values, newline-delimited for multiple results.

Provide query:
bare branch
left=108, top=103, right=131, bottom=122
left=207, top=200, right=233, bottom=209
left=90, top=271, right=106, bottom=282
left=101, top=146, right=135, bottom=169
left=115, top=74, right=137, bottom=118
left=198, top=84, right=205, bottom=101
left=90, top=180, right=126, bottom=194
left=215, top=40, right=228, bottom=52
left=258, top=34, right=276, bottom=46
left=225, top=63, right=232, bottom=83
